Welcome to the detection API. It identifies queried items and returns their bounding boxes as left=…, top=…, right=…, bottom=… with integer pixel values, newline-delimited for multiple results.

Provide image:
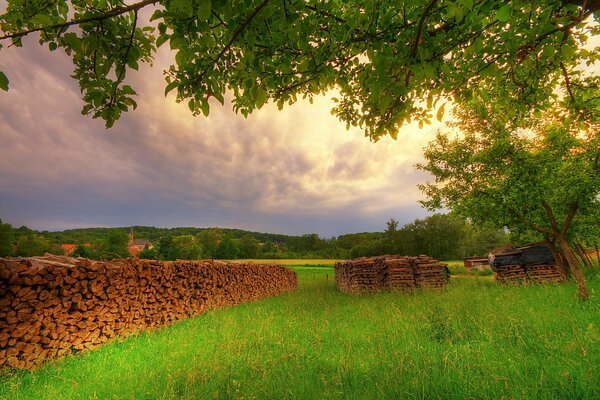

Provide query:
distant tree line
left=0, top=214, right=514, bottom=261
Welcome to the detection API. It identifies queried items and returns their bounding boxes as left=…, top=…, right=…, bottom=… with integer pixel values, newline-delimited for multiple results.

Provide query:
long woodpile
left=489, top=243, right=565, bottom=284
left=0, top=255, right=297, bottom=370
left=334, top=255, right=449, bottom=294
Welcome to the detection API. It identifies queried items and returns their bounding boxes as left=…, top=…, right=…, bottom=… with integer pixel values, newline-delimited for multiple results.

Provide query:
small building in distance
left=60, top=244, right=77, bottom=256
left=463, top=256, right=489, bottom=270
left=128, top=228, right=153, bottom=257
left=60, top=243, right=92, bottom=256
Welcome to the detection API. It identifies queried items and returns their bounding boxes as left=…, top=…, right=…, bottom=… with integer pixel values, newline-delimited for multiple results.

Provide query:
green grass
left=1, top=266, right=599, bottom=399
left=232, top=259, right=343, bottom=266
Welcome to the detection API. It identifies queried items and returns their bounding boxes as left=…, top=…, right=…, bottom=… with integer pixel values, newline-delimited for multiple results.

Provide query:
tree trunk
left=580, top=242, right=594, bottom=268
left=544, top=237, right=568, bottom=278
left=575, top=241, right=593, bottom=269
left=557, top=237, right=589, bottom=300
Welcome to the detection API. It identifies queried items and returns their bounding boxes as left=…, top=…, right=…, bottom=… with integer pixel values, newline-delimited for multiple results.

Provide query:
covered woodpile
left=335, top=255, right=449, bottom=294
left=489, top=243, right=565, bottom=284
left=0, top=255, right=297, bottom=370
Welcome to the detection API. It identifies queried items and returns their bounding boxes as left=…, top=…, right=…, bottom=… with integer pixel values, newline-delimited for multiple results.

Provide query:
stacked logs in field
left=493, top=264, right=528, bottom=284
left=0, top=255, right=297, bottom=370
left=382, top=257, right=415, bottom=291
left=526, top=263, right=565, bottom=283
left=334, top=255, right=449, bottom=294
left=412, top=256, right=449, bottom=288
left=333, top=257, right=383, bottom=293
left=489, top=243, right=565, bottom=284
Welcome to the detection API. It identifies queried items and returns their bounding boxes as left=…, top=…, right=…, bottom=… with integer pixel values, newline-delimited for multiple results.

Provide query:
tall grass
left=1, top=267, right=599, bottom=399
left=232, top=259, right=343, bottom=266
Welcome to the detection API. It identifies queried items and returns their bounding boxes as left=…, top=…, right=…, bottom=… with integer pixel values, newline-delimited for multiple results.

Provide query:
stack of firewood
left=493, top=264, right=528, bottom=284
left=0, top=255, right=297, bottom=370
left=411, top=256, right=449, bottom=288
left=333, top=257, right=383, bottom=294
left=525, top=264, right=565, bottom=283
left=381, top=257, right=415, bottom=291
left=335, top=255, right=449, bottom=294
left=489, top=243, right=565, bottom=284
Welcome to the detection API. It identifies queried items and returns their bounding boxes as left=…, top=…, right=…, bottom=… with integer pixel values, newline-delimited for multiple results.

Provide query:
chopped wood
left=0, top=255, right=297, bottom=370
left=334, top=255, right=449, bottom=294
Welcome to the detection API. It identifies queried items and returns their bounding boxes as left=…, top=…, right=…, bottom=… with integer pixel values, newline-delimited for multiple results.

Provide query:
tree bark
left=544, top=237, right=568, bottom=278
left=576, top=241, right=593, bottom=269
left=557, top=237, right=589, bottom=300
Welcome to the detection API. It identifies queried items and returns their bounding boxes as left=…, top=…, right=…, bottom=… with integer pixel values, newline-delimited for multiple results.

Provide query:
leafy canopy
left=418, top=97, right=600, bottom=245
left=1, top=1, right=599, bottom=139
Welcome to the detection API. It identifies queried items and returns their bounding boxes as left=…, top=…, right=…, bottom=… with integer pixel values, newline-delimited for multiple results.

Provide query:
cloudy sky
left=0, top=34, right=441, bottom=238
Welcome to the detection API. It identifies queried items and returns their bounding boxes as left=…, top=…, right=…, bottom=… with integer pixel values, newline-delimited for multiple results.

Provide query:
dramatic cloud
left=0, top=36, right=439, bottom=237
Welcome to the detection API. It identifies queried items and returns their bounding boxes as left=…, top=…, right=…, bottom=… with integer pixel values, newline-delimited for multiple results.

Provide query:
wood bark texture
left=334, top=255, right=449, bottom=294
left=0, top=255, right=297, bottom=370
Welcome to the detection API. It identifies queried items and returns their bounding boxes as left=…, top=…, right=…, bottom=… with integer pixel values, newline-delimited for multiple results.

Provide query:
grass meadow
left=1, top=264, right=599, bottom=399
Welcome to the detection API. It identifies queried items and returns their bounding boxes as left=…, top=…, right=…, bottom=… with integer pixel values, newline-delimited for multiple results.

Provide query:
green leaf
left=496, top=5, right=510, bottom=22
left=122, top=97, right=138, bottom=110
left=427, top=92, right=433, bottom=109
left=150, top=10, right=163, bottom=22
left=0, top=71, right=9, bottom=91
left=213, top=91, right=224, bottom=105
left=156, top=35, right=168, bottom=48
left=543, top=45, right=555, bottom=58
left=201, top=100, right=210, bottom=116
left=58, top=1, right=68, bottom=17
left=31, top=14, right=53, bottom=27
left=63, top=33, right=82, bottom=54
left=121, top=85, right=136, bottom=95
left=87, top=90, right=105, bottom=106
left=49, top=42, right=58, bottom=51
left=165, top=81, right=178, bottom=96
left=436, top=102, right=446, bottom=122
left=197, top=0, right=212, bottom=21
left=171, top=0, right=194, bottom=17
left=255, top=86, right=267, bottom=109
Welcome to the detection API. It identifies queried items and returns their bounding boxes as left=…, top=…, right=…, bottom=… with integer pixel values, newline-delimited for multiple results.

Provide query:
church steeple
left=129, top=227, right=134, bottom=244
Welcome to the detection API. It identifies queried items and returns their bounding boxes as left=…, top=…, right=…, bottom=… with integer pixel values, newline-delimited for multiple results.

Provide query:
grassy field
left=1, top=266, right=599, bottom=399
left=232, top=259, right=343, bottom=266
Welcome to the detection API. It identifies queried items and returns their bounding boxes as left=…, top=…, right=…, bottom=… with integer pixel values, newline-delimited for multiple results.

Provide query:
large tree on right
left=418, top=93, right=600, bottom=299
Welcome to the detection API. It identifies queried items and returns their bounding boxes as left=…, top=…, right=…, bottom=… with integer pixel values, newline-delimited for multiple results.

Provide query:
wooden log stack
left=525, top=263, right=565, bottom=283
left=335, top=255, right=449, bottom=294
left=494, top=264, right=528, bottom=284
left=489, top=243, right=565, bottom=284
left=411, top=256, right=449, bottom=288
left=382, top=257, right=415, bottom=291
left=0, top=255, right=297, bottom=370
left=333, top=257, right=383, bottom=294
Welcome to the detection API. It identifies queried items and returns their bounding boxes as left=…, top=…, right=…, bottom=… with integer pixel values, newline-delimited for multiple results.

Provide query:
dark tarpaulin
left=520, top=243, right=555, bottom=265
left=488, top=243, right=555, bottom=271
left=488, top=245, right=522, bottom=271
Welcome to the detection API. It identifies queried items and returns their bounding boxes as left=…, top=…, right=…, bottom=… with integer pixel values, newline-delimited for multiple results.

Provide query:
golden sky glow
left=0, top=36, right=441, bottom=236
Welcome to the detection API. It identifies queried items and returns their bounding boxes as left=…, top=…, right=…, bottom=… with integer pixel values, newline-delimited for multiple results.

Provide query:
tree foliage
left=95, top=229, right=130, bottom=259
left=15, top=233, right=51, bottom=256
left=0, top=219, right=14, bottom=257
left=171, top=234, right=204, bottom=259
left=1, top=1, right=599, bottom=138
left=418, top=96, right=600, bottom=298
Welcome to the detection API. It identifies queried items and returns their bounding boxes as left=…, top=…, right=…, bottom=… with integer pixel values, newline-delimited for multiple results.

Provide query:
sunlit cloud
left=0, top=36, right=439, bottom=236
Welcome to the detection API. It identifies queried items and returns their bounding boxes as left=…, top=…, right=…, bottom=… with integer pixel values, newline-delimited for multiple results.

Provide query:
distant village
left=60, top=228, right=153, bottom=258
